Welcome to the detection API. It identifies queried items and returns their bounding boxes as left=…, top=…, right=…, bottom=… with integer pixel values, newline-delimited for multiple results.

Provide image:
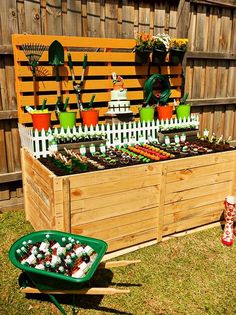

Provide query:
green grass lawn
left=1, top=209, right=236, bottom=315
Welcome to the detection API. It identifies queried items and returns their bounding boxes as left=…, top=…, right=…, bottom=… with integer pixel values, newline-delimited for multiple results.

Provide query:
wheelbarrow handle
left=98, top=259, right=141, bottom=269
left=20, top=286, right=130, bottom=295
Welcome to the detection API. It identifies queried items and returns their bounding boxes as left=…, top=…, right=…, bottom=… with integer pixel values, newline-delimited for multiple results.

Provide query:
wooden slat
left=187, top=51, right=236, bottom=60
left=18, top=77, right=182, bottom=93
left=17, top=64, right=183, bottom=77
left=69, top=162, right=162, bottom=188
left=107, top=228, right=156, bottom=252
left=72, top=207, right=157, bottom=235
left=0, top=171, right=22, bottom=184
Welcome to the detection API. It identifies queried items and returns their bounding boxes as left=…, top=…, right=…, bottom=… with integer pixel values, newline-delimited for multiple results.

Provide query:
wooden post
left=62, top=177, right=71, bottom=232
left=156, top=164, right=167, bottom=242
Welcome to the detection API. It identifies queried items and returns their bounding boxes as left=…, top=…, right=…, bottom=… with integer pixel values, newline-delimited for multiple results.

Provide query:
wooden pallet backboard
left=12, top=34, right=183, bottom=125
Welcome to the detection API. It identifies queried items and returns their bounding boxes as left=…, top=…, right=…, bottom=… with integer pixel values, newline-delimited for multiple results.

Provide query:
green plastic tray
left=9, top=230, right=107, bottom=290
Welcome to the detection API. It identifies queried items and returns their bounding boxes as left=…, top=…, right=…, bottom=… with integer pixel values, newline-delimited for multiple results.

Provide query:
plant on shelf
left=152, top=33, right=171, bottom=64
left=176, top=92, right=191, bottom=120
left=139, top=92, right=155, bottom=123
left=169, top=38, right=189, bottom=65
left=80, top=94, right=99, bottom=127
left=133, top=33, right=154, bottom=64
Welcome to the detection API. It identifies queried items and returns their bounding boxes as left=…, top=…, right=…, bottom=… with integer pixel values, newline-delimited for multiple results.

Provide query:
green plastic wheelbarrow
left=9, top=230, right=140, bottom=315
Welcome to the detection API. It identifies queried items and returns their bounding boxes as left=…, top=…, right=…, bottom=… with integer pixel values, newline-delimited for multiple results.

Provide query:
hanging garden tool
left=22, top=43, right=46, bottom=109
left=68, top=52, right=88, bottom=110
left=48, top=40, right=65, bottom=113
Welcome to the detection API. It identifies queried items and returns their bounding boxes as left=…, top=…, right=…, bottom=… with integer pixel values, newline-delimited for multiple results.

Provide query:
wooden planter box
left=21, top=148, right=236, bottom=254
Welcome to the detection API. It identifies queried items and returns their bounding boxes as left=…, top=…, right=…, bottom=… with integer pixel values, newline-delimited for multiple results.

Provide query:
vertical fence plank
left=138, top=0, right=150, bottom=33
left=66, top=0, right=82, bottom=36
left=105, top=0, right=118, bottom=38
left=46, top=0, right=62, bottom=35
left=154, top=2, right=165, bottom=35
left=24, top=0, right=41, bottom=34
left=87, top=0, right=101, bottom=37
left=5, top=56, right=16, bottom=109
left=122, top=0, right=135, bottom=38
left=219, top=8, right=232, bottom=53
left=0, top=0, right=18, bottom=45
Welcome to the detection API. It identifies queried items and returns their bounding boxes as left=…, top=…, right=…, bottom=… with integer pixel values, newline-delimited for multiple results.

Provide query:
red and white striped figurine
left=222, top=196, right=236, bottom=246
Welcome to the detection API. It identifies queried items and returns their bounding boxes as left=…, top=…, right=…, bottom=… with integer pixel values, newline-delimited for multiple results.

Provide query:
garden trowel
left=48, top=40, right=64, bottom=112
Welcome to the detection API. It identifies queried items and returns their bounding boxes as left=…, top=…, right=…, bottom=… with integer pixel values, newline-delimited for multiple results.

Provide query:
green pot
left=169, top=48, right=186, bottom=65
left=176, top=104, right=191, bottom=120
left=59, top=112, right=76, bottom=129
left=139, top=107, right=155, bottom=122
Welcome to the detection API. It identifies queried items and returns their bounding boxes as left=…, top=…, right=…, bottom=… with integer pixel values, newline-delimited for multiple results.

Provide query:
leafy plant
left=134, top=33, right=154, bottom=52
left=170, top=38, right=189, bottom=50
left=152, top=33, right=171, bottom=51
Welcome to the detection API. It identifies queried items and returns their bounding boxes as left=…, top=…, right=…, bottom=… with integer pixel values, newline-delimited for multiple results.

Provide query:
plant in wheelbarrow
left=144, top=74, right=172, bottom=121
left=133, top=33, right=154, bottom=64
left=152, top=33, right=171, bottom=65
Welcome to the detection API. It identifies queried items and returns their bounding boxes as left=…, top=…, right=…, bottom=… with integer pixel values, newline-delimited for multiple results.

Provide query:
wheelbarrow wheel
left=18, top=272, right=34, bottom=288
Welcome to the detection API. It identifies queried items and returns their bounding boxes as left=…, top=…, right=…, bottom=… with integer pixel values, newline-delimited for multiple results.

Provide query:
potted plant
left=80, top=94, right=99, bottom=127
left=143, top=74, right=172, bottom=121
left=169, top=38, right=188, bottom=65
left=152, top=33, right=171, bottom=65
left=139, top=92, right=155, bottom=122
left=175, top=92, right=191, bottom=120
left=26, top=98, right=51, bottom=131
left=58, top=97, right=77, bottom=129
left=133, top=33, right=154, bottom=64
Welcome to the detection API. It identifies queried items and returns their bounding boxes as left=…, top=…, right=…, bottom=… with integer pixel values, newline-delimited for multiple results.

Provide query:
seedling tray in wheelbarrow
left=9, top=230, right=107, bottom=291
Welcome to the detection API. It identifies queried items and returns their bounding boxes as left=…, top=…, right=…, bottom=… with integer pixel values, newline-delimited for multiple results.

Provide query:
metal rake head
left=22, top=43, right=46, bottom=66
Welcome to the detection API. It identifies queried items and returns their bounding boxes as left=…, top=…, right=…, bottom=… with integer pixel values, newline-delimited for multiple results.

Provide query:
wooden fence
left=0, top=0, right=235, bottom=211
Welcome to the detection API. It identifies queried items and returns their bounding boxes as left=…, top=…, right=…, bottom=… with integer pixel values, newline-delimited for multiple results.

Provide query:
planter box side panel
left=70, top=164, right=163, bottom=252
left=163, top=151, right=236, bottom=236
left=22, top=149, right=56, bottom=231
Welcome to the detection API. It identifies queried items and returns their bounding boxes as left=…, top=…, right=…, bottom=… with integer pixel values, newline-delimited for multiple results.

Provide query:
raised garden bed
left=21, top=147, right=236, bottom=254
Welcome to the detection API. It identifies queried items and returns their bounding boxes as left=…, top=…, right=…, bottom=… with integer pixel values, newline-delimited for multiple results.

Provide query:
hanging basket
left=135, top=49, right=151, bottom=64
left=152, top=49, right=168, bottom=65
left=169, top=48, right=186, bottom=65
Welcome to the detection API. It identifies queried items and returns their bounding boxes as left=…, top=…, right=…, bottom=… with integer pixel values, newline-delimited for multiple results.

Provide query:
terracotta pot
left=157, top=105, right=173, bottom=121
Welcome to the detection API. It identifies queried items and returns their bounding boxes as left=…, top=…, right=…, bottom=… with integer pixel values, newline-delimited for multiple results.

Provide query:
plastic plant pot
left=176, top=104, right=191, bottom=120
left=152, top=49, right=168, bottom=65
left=31, top=113, right=51, bottom=131
left=9, top=230, right=108, bottom=291
left=81, top=109, right=99, bottom=127
left=139, top=107, right=155, bottom=122
left=59, top=112, right=76, bottom=129
left=135, top=50, right=151, bottom=64
left=157, top=105, right=173, bottom=121
left=169, top=48, right=186, bottom=65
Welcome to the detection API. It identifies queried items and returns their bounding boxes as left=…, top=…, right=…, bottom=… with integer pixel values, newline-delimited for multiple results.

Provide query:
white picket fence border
left=18, top=115, right=199, bottom=158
